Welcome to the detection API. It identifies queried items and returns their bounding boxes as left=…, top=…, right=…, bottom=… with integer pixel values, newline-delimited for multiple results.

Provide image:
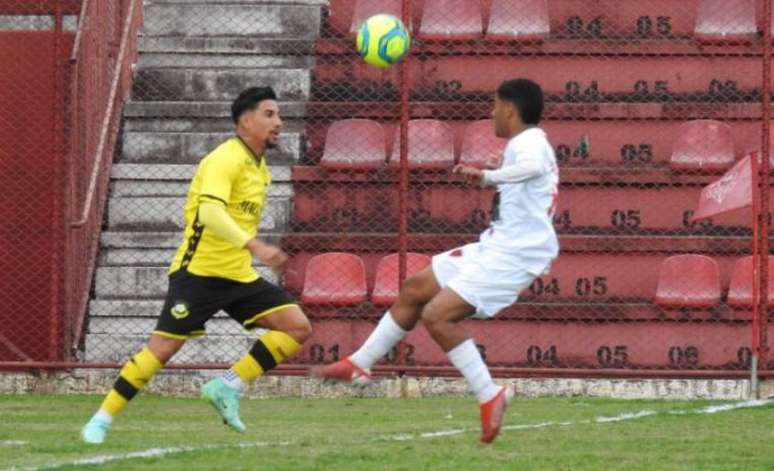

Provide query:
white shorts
left=431, top=243, right=550, bottom=319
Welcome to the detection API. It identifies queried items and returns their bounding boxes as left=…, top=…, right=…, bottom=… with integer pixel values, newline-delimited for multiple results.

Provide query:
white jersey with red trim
left=478, top=127, right=559, bottom=274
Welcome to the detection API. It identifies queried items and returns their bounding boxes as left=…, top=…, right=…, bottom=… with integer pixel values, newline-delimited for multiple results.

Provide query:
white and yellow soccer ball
left=356, top=14, right=411, bottom=68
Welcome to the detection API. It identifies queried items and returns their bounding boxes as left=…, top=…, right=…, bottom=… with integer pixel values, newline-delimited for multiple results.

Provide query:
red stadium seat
left=301, top=253, right=368, bottom=305
left=460, top=120, right=507, bottom=169
left=372, top=253, right=432, bottom=305
left=320, top=119, right=386, bottom=170
left=390, top=119, right=455, bottom=169
left=350, top=0, right=403, bottom=34
left=418, top=0, right=483, bottom=40
left=487, top=0, right=550, bottom=41
left=695, top=0, right=757, bottom=41
left=654, top=255, right=721, bottom=309
left=670, top=120, right=735, bottom=171
left=727, top=256, right=774, bottom=307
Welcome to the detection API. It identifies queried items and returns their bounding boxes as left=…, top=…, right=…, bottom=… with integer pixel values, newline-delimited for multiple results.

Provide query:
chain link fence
left=0, top=0, right=771, bottom=379
left=0, top=0, right=79, bottom=362
left=0, top=0, right=139, bottom=363
left=282, top=0, right=771, bottom=376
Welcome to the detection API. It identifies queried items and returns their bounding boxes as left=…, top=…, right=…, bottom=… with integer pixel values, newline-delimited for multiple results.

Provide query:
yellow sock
left=100, top=347, right=162, bottom=417
left=232, top=331, right=301, bottom=383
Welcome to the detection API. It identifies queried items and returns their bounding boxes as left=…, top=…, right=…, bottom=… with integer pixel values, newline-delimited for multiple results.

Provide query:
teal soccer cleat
left=80, top=416, right=111, bottom=444
left=201, top=377, right=246, bottom=433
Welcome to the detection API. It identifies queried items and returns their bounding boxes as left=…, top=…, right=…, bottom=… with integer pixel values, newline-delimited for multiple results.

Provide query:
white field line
left=596, top=410, right=658, bottom=423
left=6, top=442, right=277, bottom=471
left=698, top=399, right=772, bottom=414
left=0, top=441, right=28, bottom=446
left=420, top=429, right=465, bottom=438
left=7, top=399, right=772, bottom=471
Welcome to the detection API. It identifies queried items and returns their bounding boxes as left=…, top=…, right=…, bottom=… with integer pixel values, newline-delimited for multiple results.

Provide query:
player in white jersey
left=310, top=79, right=559, bottom=444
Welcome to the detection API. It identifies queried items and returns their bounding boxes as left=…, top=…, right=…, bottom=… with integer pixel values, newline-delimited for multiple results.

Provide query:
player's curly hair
left=231, top=86, right=278, bottom=124
left=497, top=79, right=544, bottom=125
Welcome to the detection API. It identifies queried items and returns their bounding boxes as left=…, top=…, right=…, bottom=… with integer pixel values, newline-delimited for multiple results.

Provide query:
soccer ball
left=356, top=14, right=411, bottom=68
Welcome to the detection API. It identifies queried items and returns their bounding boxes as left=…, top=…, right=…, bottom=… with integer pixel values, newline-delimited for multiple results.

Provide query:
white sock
left=349, top=311, right=408, bottom=369
left=447, top=339, right=500, bottom=403
left=95, top=409, right=113, bottom=424
left=221, top=369, right=245, bottom=392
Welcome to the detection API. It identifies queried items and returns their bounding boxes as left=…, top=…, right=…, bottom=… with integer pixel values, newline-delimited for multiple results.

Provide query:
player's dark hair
left=497, top=79, right=544, bottom=125
left=231, top=86, right=277, bottom=124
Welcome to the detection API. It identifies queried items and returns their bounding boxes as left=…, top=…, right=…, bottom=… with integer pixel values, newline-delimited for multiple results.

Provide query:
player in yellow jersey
left=81, top=87, right=312, bottom=444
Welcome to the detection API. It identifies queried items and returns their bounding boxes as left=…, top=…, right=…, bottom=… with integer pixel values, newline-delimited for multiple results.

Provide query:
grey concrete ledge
left=0, top=371, right=764, bottom=401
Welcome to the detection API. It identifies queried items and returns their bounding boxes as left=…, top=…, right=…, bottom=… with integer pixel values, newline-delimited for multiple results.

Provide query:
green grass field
left=0, top=393, right=772, bottom=470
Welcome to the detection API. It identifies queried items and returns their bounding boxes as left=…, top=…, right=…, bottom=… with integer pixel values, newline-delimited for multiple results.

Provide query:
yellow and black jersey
left=169, top=137, right=271, bottom=282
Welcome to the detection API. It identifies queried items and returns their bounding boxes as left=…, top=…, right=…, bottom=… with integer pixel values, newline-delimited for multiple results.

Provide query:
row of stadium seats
left=344, top=0, right=760, bottom=41
left=350, top=0, right=549, bottom=40
left=302, top=252, right=430, bottom=306
left=299, top=251, right=771, bottom=309
left=656, top=254, right=773, bottom=309
left=318, top=118, right=748, bottom=171
left=321, top=119, right=498, bottom=170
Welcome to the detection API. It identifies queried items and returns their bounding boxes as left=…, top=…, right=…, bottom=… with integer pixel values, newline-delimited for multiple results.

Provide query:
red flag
left=692, top=153, right=757, bottom=222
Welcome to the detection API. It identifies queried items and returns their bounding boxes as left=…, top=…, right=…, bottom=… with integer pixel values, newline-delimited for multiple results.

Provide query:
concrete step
left=106, top=196, right=288, bottom=231
left=87, top=300, right=249, bottom=321
left=132, top=68, right=311, bottom=101
left=88, top=316, right=252, bottom=336
left=98, top=249, right=187, bottom=266
left=142, top=1, right=322, bottom=39
left=89, top=299, right=166, bottom=317
left=137, top=52, right=314, bottom=69
left=139, top=36, right=316, bottom=54
left=101, top=232, right=182, bottom=249
left=83, top=333, right=253, bottom=363
left=121, top=131, right=302, bottom=164
left=123, top=117, right=303, bottom=133
left=124, top=101, right=306, bottom=119
left=110, top=163, right=291, bottom=181
left=97, top=247, right=280, bottom=266
left=94, top=266, right=279, bottom=299
left=99, top=230, right=284, bottom=250
left=110, top=179, right=293, bottom=198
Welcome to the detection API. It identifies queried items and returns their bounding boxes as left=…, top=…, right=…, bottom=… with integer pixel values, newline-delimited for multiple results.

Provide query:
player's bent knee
left=290, top=316, right=313, bottom=344
left=147, top=335, right=185, bottom=364
left=258, top=306, right=312, bottom=344
left=399, top=272, right=435, bottom=306
left=281, top=312, right=313, bottom=344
